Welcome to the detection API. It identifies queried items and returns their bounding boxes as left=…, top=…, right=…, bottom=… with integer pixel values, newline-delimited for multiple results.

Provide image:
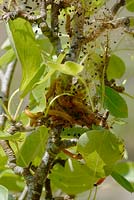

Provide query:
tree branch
left=111, top=0, right=126, bottom=15
left=66, top=2, right=85, bottom=62
left=0, top=139, right=24, bottom=175
left=50, top=1, right=62, bottom=54
left=83, top=16, right=131, bottom=45
left=44, top=178, right=53, bottom=200
left=27, top=127, right=61, bottom=200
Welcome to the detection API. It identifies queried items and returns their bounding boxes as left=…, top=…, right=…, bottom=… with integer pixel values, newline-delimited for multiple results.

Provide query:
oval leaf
left=77, top=129, right=124, bottom=177
left=0, top=170, right=24, bottom=191
left=17, top=126, right=48, bottom=167
left=104, top=86, right=128, bottom=118
left=112, top=171, right=134, bottom=193
left=0, top=185, right=8, bottom=200
left=107, top=54, right=126, bottom=80
left=7, top=18, right=44, bottom=97
left=112, top=162, right=134, bottom=192
left=50, top=159, right=97, bottom=194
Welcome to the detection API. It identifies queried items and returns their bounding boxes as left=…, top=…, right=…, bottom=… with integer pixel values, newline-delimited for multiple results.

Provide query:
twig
left=84, top=16, right=131, bottom=45
left=66, top=2, right=85, bottom=62
left=0, top=140, right=24, bottom=175
left=111, top=0, right=126, bottom=16
left=23, top=167, right=34, bottom=200
left=59, top=138, right=78, bottom=149
left=50, top=1, right=62, bottom=54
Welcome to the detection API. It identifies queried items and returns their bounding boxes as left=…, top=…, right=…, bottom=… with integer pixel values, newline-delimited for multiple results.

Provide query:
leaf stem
left=0, top=99, right=12, bottom=121
left=8, top=88, right=19, bottom=117
left=77, top=75, right=95, bottom=112
left=100, top=32, right=109, bottom=110
left=93, top=186, right=98, bottom=200
left=87, top=189, right=93, bottom=200
left=123, top=92, right=134, bottom=99
left=13, top=98, right=24, bottom=120
left=45, top=93, right=72, bottom=117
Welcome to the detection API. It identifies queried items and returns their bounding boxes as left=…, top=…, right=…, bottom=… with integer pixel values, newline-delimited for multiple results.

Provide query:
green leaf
left=77, top=130, right=124, bottom=177
left=126, top=0, right=134, bottom=12
left=63, top=61, right=84, bottom=75
left=104, top=86, right=128, bottom=118
left=112, top=171, right=134, bottom=193
left=48, top=61, right=83, bottom=76
left=0, top=147, right=7, bottom=169
left=0, top=185, right=8, bottom=200
left=0, top=170, right=24, bottom=191
left=29, top=83, right=46, bottom=112
left=17, top=126, right=48, bottom=167
left=37, top=36, right=53, bottom=55
left=0, top=48, right=15, bottom=68
left=21, top=64, right=45, bottom=97
left=0, top=131, right=21, bottom=141
left=129, top=17, right=134, bottom=27
left=7, top=18, right=44, bottom=97
left=112, top=162, right=134, bottom=192
left=50, top=159, right=97, bottom=194
left=107, top=54, right=126, bottom=81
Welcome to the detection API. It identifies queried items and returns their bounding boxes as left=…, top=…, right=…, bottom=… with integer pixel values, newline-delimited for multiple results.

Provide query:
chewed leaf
left=107, top=54, right=126, bottom=81
left=77, top=129, right=125, bottom=177
left=104, top=86, right=128, bottom=118
left=7, top=18, right=44, bottom=97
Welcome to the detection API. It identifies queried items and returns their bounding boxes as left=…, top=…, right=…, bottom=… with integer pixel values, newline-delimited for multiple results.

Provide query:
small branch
left=84, top=16, right=131, bottom=45
left=66, top=2, right=85, bottom=62
left=7, top=121, right=35, bottom=135
left=23, top=167, right=34, bottom=200
left=111, top=0, right=126, bottom=16
left=59, top=138, right=78, bottom=149
left=40, top=0, right=47, bottom=19
left=0, top=140, right=24, bottom=175
left=50, top=2, right=62, bottom=54
left=62, top=149, right=83, bottom=160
